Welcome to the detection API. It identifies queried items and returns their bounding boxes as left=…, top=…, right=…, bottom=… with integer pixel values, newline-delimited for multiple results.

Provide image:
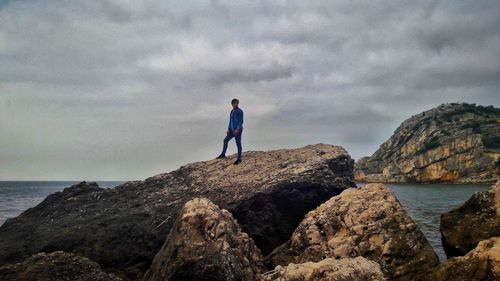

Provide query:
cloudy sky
left=1, top=0, right=499, bottom=180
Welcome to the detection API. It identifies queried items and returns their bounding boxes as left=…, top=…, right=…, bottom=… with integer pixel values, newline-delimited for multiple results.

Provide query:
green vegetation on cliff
left=442, top=103, right=500, bottom=119
left=482, top=134, right=500, bottom=149
left=355, top=102, right=500, bottom=183
left=416, top=136, right=441, bottom=155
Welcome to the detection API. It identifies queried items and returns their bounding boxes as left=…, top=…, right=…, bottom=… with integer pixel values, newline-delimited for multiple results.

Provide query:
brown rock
left=262, top=256, right=387, bottom=281
left=266, top=183, right=439, bottom=280
left=143, top=198, right=264, bottom=281
left=441, top=181, right=500, bottom=257
left=355, top=103, right=500, bottom=184
left=0, top=144, right=355, bottom=279
left=415, top=237, right=500, bottom=281
left=0, top=251, right=121, bottom=281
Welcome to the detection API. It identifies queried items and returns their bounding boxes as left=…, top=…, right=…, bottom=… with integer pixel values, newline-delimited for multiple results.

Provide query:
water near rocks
left=0, top=181, right=490, bottom=262
left=358, top=182, right=491, bottom=261
left=0, top=181, right=124, bottom=225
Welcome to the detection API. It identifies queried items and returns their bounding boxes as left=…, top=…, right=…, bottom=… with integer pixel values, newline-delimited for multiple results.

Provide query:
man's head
left=231, top=98, right=239, bottom=109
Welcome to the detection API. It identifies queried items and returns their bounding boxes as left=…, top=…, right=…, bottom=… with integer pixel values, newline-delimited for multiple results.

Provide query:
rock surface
left=441, top=181, right=500, bottom=257
left=0, top=144, right=355, bottom=279
left=355, top=103, right=500, bottom=183
left=143, top=198, right=264, bottom=281
left=0, top=251, right=121, bottom=281
left=262, top=257, right=387, bottom=281
left=415, top=237, right=500, bottom=281
left=266, top=183, right=439, bottom=280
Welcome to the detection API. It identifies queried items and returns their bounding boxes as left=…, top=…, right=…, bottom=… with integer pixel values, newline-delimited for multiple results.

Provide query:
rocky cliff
left=355, top=103, right=500, bottom=183
left=0, top=143, right=355, bottom=280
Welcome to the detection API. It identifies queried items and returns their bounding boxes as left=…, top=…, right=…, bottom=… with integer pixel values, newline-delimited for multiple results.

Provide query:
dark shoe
left=234, top=159, right=242, bottom=165
left=216, top=154, right=226, bottom=159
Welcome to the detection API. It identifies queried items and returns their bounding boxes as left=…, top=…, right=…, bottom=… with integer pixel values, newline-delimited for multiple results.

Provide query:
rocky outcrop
left=143, top=198, right=264, bottom=281
left=262, top=257, right=387, bottom=281
left=0, top=144, right=355, bottom=279
left=355, top=103, right=500, bottom=183
left=266, top=183, right=439, bottom=280
left=0, top=251, right=121, bottom=281
left=414, top=237, right=500, bottom=281
left=441, top=181, right=500, bottom=257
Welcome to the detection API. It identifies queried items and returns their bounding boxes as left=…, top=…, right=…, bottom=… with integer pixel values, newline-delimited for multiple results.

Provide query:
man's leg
left=221, top=130, right=234, bottom=156
left=235, top=129, right=242, bottom=161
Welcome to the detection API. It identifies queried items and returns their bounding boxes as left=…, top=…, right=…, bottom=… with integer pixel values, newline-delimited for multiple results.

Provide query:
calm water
left=0, top=181, right=125, bottom=226
left=0, top=181, right=491, bottom=262
left=358, top=183, right=491, bottom=261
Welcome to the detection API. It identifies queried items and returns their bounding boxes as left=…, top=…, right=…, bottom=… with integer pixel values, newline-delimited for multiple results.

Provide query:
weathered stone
left=262, top=257, right=387, bottom=281
left=441, top=181, right=500, bottom=257
left=355, top=103, right=500, bottom=183
left=0, top=251, right=121, bottom=281
left=143, top=198, right=264, bottom=281
left=0, top=144, right=355, bottom=279
left=266, top=183, right=439, bottom=280
left=414, top=237, right=500, bottom=281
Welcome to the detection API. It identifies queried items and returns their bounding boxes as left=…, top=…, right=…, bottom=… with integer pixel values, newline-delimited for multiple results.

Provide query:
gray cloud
left=0, top=0, right=499, bottom=180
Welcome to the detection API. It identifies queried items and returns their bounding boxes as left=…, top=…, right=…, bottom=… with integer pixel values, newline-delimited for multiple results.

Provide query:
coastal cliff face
left=0, top=143, right=355, bottom=280
left=355, top=103, right=500, bottom=183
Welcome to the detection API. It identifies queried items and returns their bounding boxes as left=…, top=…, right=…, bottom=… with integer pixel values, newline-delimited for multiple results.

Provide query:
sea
left=0, top=181, right=491, bottom=261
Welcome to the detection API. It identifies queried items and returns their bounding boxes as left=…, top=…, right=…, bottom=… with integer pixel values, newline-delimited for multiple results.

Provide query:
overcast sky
left=1, top=0, right=499, bottom=180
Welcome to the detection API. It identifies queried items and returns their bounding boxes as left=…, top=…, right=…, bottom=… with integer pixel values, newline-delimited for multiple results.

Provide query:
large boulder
left=441, top=181, right=500, bottom=257
left=143, top=198, right=264, bottom=281
left=0, top=251, right=121, bottom=281
left=0, top=144, right=355, bottom=279
left=262, top=257, right=387, bottom=281
left=266, top=183, right=439, bottom=280
left=415, top=237, right=500, bottom=281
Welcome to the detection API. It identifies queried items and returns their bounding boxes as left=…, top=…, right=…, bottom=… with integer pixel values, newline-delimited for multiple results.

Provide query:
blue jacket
left=228, top=107, right=244, bottom=131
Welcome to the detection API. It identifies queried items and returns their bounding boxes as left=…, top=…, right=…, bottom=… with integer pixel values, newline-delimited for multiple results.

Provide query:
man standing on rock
left=216, top=98, right=244, bottom=165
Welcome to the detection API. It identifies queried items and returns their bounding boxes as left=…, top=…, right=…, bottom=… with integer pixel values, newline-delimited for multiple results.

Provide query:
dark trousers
left=221, top=129, right=243, bottom=160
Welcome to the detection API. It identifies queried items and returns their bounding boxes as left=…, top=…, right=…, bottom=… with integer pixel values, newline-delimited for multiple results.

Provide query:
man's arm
left=236, top=109, right=243, bottom=130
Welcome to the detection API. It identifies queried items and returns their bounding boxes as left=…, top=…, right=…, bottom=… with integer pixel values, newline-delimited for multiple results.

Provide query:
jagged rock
left=143, top=198, right=264, bottom=281
left=441, top=181, right=500, bottom=257
left=0, top=144, right=355, bottom=279
left=355, top=103, right=500, bottom=183
left=266, top=183, right=439, bottom=280
left=414, top=237, right=500, bottom=281
left=0, top=251, right=121, bottom=281
left=262, top=257, right=387, bottom=281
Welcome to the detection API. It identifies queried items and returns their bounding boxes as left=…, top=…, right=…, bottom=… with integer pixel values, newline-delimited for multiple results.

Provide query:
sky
left=1, top=0, right=499, bottom=181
